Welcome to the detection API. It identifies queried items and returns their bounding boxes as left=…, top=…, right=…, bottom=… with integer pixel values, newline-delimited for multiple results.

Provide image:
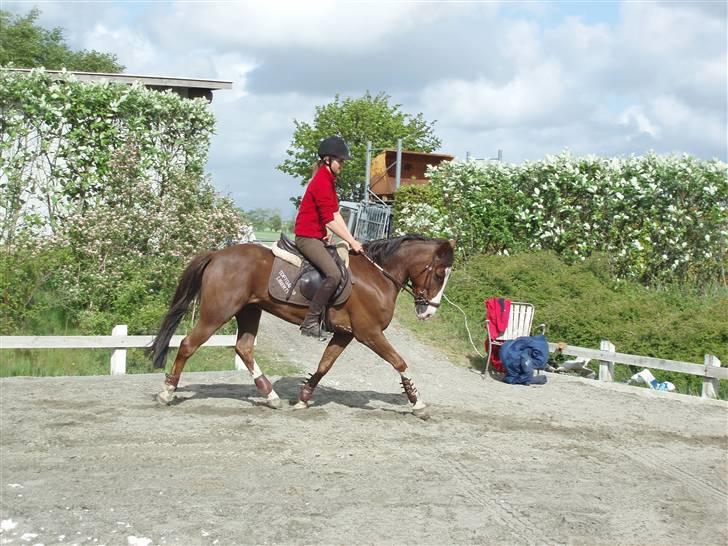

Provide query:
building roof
left=378, top=149, right=454, bottom=160
left=6, top=68, right=232, bottom=90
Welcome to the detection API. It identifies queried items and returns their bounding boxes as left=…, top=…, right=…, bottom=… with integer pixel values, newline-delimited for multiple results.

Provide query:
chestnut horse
left=149, top=235, right=455, bottom=419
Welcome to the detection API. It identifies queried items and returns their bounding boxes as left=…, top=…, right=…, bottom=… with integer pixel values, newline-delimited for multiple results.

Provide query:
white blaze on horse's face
left=416, top=267, right=451, bottom=320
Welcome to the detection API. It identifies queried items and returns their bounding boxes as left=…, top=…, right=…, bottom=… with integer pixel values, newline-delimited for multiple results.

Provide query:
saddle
left=268, top=234, right=352, bottom=307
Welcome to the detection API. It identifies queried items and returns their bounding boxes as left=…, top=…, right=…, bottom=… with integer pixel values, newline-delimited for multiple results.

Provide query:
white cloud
left=209, top=54, right=259, bottom=100
left=83, top=25, right=157, bottom=74
left=498, top=20, right=543, bottom=67
left=3, top=0, right=725, bottom=213
left=421, top=60, right=572, bottom=129
left=611, top=2, right=726, bottom=106
left=152, top=0, right=429, bottom=52
left=618, top=105, right=660, bottom=138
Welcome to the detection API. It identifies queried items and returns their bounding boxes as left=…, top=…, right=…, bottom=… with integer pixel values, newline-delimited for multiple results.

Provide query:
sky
left=4, top=0, right=727, bottom=218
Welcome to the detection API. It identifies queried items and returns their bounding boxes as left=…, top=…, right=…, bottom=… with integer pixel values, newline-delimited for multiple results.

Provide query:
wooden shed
left=369, top=149, right=454, bottom=200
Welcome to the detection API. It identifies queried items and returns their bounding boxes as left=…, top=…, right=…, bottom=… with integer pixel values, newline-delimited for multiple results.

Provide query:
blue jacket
left=500, top=335, right=549, bottom=385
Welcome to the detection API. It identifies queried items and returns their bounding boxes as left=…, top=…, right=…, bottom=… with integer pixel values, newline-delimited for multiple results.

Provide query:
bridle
left=361, top=252, right=442, bottom=308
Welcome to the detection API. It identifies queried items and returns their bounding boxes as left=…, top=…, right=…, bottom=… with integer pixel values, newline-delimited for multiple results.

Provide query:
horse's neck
left=380, top=245, right=420, bottom=286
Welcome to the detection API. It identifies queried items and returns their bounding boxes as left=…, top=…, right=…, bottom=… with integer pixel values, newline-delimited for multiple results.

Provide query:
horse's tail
left=148, top=253, right=214, bottom=369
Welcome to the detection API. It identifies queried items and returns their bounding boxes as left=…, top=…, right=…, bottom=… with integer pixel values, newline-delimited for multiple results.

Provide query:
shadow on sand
left=164, top=376, right=410, bottom=413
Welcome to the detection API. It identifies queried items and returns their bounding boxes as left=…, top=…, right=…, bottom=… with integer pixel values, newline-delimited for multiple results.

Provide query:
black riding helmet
left=318, top=136, right=352, bottom=160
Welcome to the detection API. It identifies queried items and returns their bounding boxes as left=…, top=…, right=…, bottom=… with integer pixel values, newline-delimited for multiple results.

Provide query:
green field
left=254, top=230, right=292, bottom=242
left=393, top=251, right=727, bottom=399
left=0, top=345, right=300, bottom=379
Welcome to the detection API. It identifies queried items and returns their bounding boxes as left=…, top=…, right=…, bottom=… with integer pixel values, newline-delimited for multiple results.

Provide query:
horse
left=149, top=235, right=455, bottom=419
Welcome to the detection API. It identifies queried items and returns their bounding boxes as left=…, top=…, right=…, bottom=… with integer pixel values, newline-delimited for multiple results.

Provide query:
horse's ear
left=448, top=239, right=456, bottom=249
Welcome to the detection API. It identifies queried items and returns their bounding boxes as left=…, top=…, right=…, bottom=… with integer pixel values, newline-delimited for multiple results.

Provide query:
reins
left=360, top=251, right=441, bottom=308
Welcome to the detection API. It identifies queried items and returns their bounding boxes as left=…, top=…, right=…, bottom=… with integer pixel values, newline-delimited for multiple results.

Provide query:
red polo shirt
left=294, top=165, right=339, bottom=239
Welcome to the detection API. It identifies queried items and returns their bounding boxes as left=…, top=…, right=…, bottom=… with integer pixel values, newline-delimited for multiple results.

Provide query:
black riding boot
left=300, top=276, right=338, bottom=338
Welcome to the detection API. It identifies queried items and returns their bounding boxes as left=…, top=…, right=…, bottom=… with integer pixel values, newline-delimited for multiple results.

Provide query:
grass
left=393, top=251, right=728, bottom=399
left=254, top=230, right=292, bottom=242
left=1, top=347, right=300, bottom=378
left=3, top=249, right=725, bottom=399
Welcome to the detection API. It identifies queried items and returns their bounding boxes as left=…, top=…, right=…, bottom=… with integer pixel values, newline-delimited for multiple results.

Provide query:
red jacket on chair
left=485, top=298, right=511, bottom=372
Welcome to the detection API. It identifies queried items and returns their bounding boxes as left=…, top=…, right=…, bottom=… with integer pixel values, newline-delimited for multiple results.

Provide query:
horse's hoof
left=413, top=406, right=431, bottom=420
left=157, top=390, right=176, bottom=405
left=265, top=397, right=282, bottom=410
left=292, top=400, right=309, bottom=411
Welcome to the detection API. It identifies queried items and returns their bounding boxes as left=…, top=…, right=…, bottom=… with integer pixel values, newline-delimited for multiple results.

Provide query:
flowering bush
left=0, top=69, right=252, bottom=334
left=394, top=152, right=727, bottom=285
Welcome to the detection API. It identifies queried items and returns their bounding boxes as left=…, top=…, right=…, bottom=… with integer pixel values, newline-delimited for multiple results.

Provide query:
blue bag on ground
left=500, top=335, right=549, bottom=385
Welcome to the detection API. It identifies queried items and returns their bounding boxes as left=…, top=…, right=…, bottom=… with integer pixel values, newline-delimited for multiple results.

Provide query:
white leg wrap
left=412, top=399, right=426, bottom=411
left=251, top=361, right=263, bottom=379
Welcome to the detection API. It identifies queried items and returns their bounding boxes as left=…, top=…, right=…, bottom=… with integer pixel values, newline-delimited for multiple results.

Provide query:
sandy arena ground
left=1, top=313, right=726, bottom=545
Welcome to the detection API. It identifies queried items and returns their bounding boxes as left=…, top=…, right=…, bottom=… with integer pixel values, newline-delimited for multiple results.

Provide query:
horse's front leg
left=294, top=331, right=353, bottom=409
left=359, top=331, right=430, bottom=420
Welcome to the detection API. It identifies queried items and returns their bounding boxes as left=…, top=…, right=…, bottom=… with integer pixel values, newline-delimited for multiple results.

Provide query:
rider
left=294, top=136, right=364, bottom=338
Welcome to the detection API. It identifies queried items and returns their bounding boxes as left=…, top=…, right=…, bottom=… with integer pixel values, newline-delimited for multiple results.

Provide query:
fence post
left=702, top=354, right=721, bottom=399
left=599, top=340, right=615, bottom=382
left=110, top=324, right=128, bottom=375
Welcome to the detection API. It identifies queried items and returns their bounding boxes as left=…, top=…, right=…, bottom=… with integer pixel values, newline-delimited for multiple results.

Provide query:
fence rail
left=547, top=341, right=725, bottom=399
left=1, top=334, right=236, bottom=349
left=1, top=328, right=724, bottom=398
left=0, top=326, right=246, bottom=375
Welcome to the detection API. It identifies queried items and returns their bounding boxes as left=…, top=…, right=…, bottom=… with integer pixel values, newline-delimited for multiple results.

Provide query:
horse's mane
left=363, top=235, right=442, bottom=266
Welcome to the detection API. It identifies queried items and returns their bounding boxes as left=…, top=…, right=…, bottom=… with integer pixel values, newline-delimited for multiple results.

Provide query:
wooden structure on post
left=368, top=148, right=454, bottom=201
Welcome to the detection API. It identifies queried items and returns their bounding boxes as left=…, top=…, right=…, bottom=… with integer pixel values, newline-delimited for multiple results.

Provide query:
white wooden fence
left=0, top=324, right=247, bottom=374
left=1, top=326, right=725, bottom=399
left=547, top=341, right=725, bottom=399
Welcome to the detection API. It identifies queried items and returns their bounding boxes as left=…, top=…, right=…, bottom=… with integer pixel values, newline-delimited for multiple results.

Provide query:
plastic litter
left=628, top=368, right=675, bottom=392
left=554, top=357, right=596, bottom=379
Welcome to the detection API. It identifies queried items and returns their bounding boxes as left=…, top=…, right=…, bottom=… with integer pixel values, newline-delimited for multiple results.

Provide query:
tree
left=0, top=8, right=124, bottom=73
left=277, top=92, right=441, bottom=204
left=241, top=208, right=284, bottom=231
left=0, top=71, right=253, bottom=334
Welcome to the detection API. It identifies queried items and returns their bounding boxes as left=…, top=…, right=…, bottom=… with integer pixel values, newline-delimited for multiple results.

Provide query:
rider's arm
left=325, top=211, right=358, bottom=247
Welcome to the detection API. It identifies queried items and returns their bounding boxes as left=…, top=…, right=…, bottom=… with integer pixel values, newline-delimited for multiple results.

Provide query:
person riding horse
left=294, top=136, right=364, bottom=338
left=149, top=136, right=455, bottom=419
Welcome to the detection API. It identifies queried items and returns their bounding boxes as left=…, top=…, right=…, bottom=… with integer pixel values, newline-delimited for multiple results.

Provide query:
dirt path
left=1, top=313, right=726, bottom=545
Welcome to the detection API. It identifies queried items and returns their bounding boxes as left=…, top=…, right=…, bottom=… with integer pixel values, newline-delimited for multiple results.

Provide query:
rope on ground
left=442, top=294, right=485, bottom=360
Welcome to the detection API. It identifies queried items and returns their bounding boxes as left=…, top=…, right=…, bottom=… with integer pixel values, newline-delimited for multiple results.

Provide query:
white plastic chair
left=484, top=300, right=545, bottom=375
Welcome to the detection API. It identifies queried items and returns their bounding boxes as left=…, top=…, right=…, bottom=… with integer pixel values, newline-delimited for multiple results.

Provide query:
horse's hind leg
left=235, top=306, right=281, bottom=409
left=157, top=318, right=222, bottom=405
left=294, top=331, right=353, bottom=409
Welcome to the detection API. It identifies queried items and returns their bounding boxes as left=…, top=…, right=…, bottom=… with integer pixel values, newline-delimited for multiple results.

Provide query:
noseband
left=361, top=253, right=442, bottom=308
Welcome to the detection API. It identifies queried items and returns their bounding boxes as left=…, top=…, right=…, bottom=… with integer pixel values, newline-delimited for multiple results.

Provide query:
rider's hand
left=350, top=240, right=364, bottom=254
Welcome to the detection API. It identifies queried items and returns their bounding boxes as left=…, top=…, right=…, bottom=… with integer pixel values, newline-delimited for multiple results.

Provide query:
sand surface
left=1, top=313, right=726, bottom=545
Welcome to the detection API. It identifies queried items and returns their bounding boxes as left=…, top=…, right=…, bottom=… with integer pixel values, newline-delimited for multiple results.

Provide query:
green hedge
left=394, top=153, right=727, bottom=286
left=1, top=68, right=252, bottom=336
